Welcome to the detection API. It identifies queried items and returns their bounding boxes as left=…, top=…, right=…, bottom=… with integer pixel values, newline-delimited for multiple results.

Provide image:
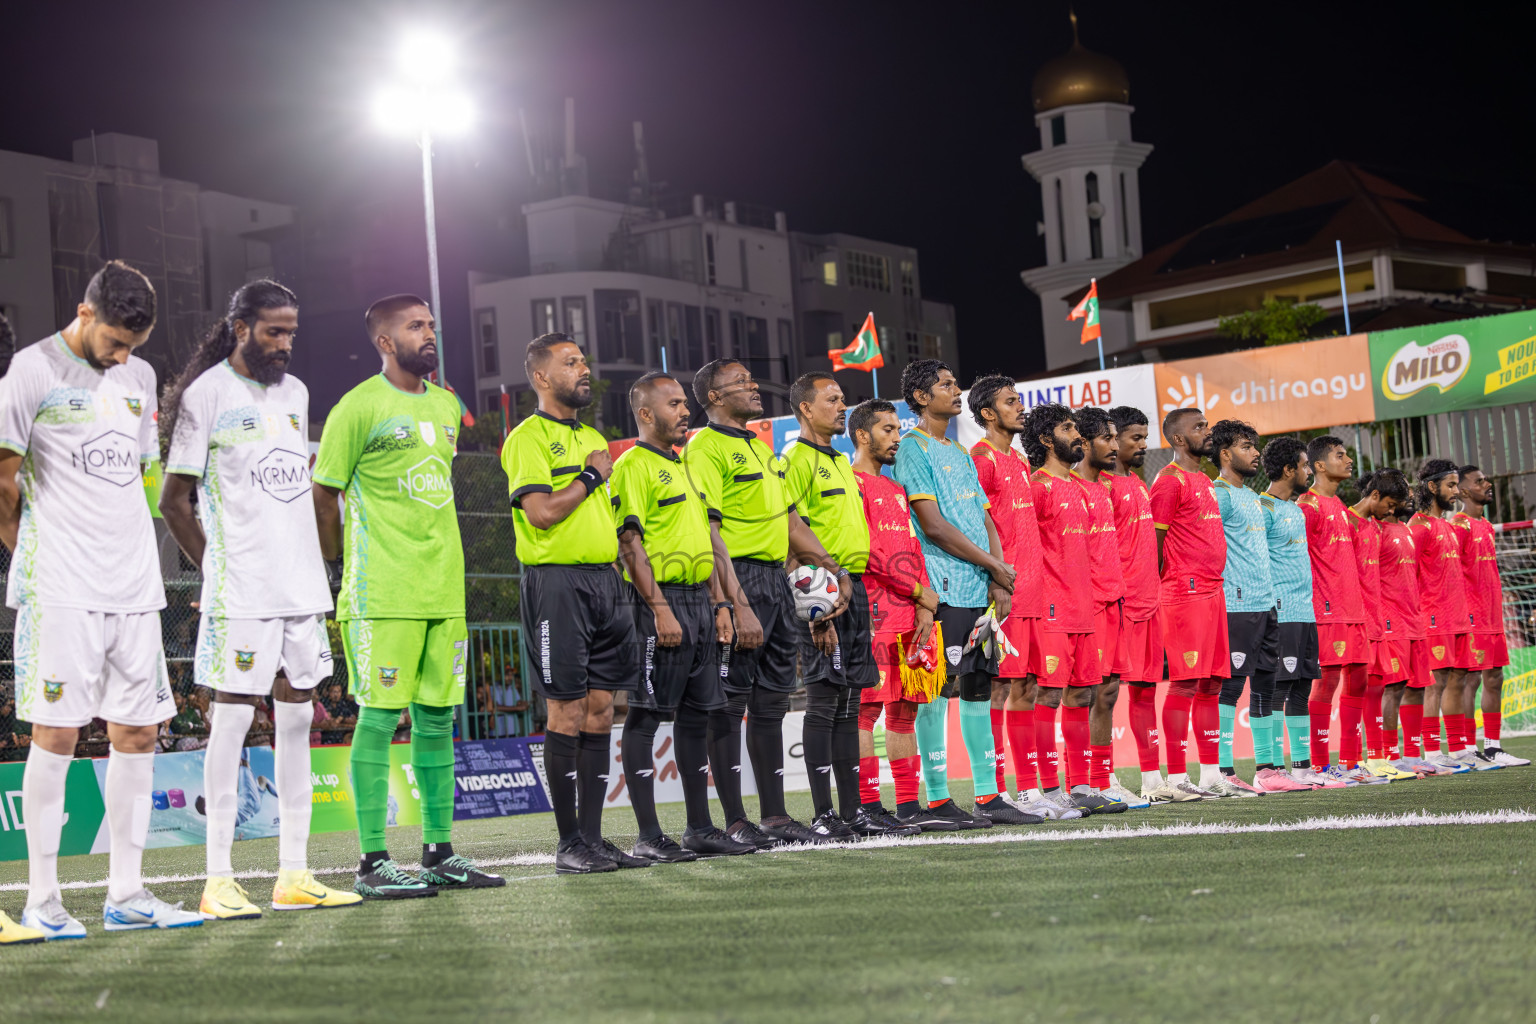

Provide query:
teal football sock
left=957, top=698, right=998, bottom=799
left=914, top=696, right=950, bottom=803
left=1218, top=704, right=1236, bottom=770
left=1250, top=713, right=1272, bottom=769
left=1286, top=714, right=1311, bottom=767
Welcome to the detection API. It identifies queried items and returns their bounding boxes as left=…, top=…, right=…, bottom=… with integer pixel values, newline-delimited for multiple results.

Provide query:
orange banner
left=1153, top=334, right=1372, bottom=437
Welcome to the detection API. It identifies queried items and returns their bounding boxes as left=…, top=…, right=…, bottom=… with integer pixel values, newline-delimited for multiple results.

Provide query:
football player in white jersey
left=159, top=280, right=360, bottom=919
left=0, top=260, right=202, bottom=938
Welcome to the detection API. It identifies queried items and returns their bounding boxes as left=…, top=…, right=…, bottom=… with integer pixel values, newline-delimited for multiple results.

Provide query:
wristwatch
left=713, top=601, right=735, bottom=612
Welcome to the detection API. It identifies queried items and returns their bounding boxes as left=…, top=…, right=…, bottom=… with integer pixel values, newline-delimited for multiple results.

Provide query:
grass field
left=4, top=741, right=1536, bottom=1024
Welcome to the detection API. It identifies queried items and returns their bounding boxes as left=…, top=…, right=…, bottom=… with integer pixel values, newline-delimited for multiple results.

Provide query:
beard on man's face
left=396, top=343, right=439, bottom=378
left=1054, top=438, right=1083, bottom=464
left=239, top=336, right=290, bottom=386
left=555, top=380, right=593, bottom=409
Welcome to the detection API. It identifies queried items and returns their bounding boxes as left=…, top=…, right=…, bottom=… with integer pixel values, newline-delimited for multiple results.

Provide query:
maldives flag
left=1068, top=279, right=1101, bottom=345
left=830, top=312, right=885, bottom=372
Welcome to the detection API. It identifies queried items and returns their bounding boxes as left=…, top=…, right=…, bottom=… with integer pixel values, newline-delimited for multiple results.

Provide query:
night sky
left=5, top=0, right=1533, bottom=398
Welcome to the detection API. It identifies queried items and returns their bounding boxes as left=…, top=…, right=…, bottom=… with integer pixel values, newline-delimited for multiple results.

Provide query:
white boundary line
left=4, top=809, right=1531, bottom=893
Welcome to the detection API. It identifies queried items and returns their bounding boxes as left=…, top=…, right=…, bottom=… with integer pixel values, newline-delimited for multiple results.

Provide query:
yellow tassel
left=898, top=623, right=947, bottom=701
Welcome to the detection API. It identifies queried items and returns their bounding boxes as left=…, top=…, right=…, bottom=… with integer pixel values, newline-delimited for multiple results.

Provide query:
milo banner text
left=1370, top=309, right=1536, bottom=417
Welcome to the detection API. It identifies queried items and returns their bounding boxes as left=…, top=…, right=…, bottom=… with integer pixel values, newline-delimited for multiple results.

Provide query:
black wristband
left=576, top=466, right=604, bottom=495
left=714, top=601, right=734, bottom=612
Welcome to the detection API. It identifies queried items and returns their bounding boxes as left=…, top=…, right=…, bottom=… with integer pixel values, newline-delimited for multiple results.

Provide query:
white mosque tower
left=1020, top=11, right=1152, bottom=371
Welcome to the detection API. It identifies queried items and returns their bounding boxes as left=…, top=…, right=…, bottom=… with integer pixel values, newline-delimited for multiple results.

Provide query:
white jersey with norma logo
left=0, top=335, right=165, bottom=613
left=165, top=361, right=331, bottom=619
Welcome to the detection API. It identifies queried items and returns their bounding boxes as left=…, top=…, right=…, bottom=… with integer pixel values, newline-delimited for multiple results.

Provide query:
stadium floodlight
left=371, top=29, right=474, bottom=391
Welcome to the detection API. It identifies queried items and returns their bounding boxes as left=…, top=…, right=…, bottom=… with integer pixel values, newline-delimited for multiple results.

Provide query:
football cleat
left=1016, top=790, right=1084, bottom=821
left=1488, top=748, right=1531, bottom=767
left=972, top=797, right=1043, bottom=825
left=1342, top=765, right=1389, bottom=785
left=554, top=837, right=618, bottom=875
left=1069, top=785, right=1126, bottom=814
left=893, top=802, right=963, bottom=831
left=103, top=890, right=204, bottom=931
left=200, top=876, right=263, bottom=920
left=808, top=810, right=859, bottom=841
left=680, top=825, right=757, bottom=856
left=1425, top=753, right=1472, bottom=774
left=1318, top=765, right=1361, bottom=787
left=1143, top=781, right=1199, bottom=803
left=1102, top=781, right=1152, bottom=809
left=848, top=806, right=921, bottom=838
left=595, top=839, right=652, bottom=868
left=1365, top=758, right=1416, bottom=782
left=0, top=910, right=46, bottom=945
left=1290, top=767, right=1345, bottom=789
left=272, top=869, right=365, bottom=910
left=1253, top=768, right=1310, bottom=793
left=20, top=897, right=86, bottom=940
left=1207, top=774, right=1262, bottom=797
left=354, top=859, right=439, bottom=897
left=419, top=854, right=508, bottom=887
left=1172, top=780, right=1217, bottom=800
left=1464, top=750, right=1502, bottom=771
left=725, top=818, right=781, bottom=850
left=924, top=798, right=992, bottom=829
left=630, top=834, right=700, bottom=863
left=760, top=815, right=832, bottom=845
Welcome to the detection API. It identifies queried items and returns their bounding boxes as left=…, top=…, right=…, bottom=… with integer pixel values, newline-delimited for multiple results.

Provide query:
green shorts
left=341, top=618, right=468, bottom=710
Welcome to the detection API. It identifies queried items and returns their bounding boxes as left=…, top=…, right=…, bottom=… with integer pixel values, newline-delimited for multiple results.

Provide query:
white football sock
left=204, top=702, right=254, bottom=877
left=1167, top=771, right=1188, bottom=786
left=1199, top=763, right=1220, bottom=787
left=105, top=747, right=155, bottom=904
left=22, top=744, right=72, bottom=910
left=1141, top=769, right=1164, bottom=790
left=274, top=700, right=314, bottom=873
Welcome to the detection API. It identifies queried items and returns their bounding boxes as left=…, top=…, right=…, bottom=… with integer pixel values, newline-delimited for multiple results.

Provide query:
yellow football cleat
left=200, top=876, right=263, bottom=921
left=1365, top=758, right=1416, bottom=782
left=272, top=869, right=364, bottom=911
left=1, top=910, right=47, bottom=945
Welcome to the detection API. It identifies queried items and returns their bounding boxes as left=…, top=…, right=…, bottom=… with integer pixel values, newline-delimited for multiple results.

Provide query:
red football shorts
left=1118, top=609, right=1164, bottom=684
left=1426, top=633, right=1471, bottom=672
left=1317, top=621, right=1370, bottom=667
left=864, top=631, right=905, bottom=704
left=1467, top=633, right=1510, bottom=671
left=1093, top=600, right=1123, bottom=678
left=997, top=616, right=1042, bottom=680
left=1375, top=636, right=1411, bottom=685
left=1039, top=631, right=1099, bottom=688
left=1406, top=638, right=1433, bottom=689
left=1159, top=593, right=1230, bottom=681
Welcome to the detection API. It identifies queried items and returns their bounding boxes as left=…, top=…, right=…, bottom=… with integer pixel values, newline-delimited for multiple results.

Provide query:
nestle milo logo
left=1382, top=333, right=1470, bottom=401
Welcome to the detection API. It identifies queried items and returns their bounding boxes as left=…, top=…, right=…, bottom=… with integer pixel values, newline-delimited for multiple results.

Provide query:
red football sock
left=1091, top=744, right=1113, bottom=789
left=1463, top=714, right=1477, bottom=749
left=1162, top=694, right=1192, bottom=774
left=858, top=755, right=881, bottom=806
left=1399, top=704, right=1423, bottom=757
left=891, top=754, right=919, bottom=806
left=990, top=708, right=1007, bottom=793
left=1338, top=692, right=1363, bottom=767
left=1005, top=707, right=1035, bottom=792
left=1485, top=711, right=1502, bottom=745
left=1126, top=685, right=1162, bottom=772
left=1034, top=703, right=1061, bottom=790
left=1383, top=727, right=1398, bottom=761
left=1422, top=715, right=1440, bottom=756
left=1193, top=687, right=1220, bottom=765
left=1364, top=678, right=1384, bottom=759
left=1443, top=713, right=1464, bottom=754
left=1061, top=706, right=1090, bottom=787
left=1308, top=700, right=1333, bottom=767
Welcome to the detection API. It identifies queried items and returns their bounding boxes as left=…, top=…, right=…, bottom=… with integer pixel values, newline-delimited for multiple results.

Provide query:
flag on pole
left=829, top=312, right=885, bottom=372
left=447, top=385, right=475, bottom=427
left=500, top=385, right=512, bottom=441
left=1068, top=279, right=1101, bottom=345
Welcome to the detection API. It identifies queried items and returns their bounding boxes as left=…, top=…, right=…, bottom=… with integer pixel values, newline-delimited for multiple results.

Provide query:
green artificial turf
left=3, top=741, right=1534, bottom=1024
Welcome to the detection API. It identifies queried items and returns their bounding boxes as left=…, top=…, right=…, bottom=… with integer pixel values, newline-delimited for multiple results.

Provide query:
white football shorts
left=195, top=614, right=335, bottom=696
left=13, top=605, right=174, bottom=728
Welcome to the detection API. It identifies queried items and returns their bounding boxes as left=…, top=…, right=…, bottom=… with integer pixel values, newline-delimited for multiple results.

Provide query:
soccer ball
left=789, top=565, right=838, bottom=622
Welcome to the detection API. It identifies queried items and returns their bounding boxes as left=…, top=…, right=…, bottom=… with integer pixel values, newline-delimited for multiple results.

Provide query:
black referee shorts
left=520, top=563, right=639, bottom=701
left=1226, top=609, right=1279, bottom=679
left=797, top=575, right=878, bottom=690
left=1276, top=621, right=1321, bottom=682
left=631, top=581, right=726, bottom=716
left=726, top=559, right=799, bottom=696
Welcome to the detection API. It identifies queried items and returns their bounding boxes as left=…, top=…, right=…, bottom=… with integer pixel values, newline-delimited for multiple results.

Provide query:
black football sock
left=675, top=704, right=715, bottom=832
left=832, top=707, right=862, bottom=821
left=709, top=696, right=747, bottom=824
left=803, top=682, right=837, bottom=818
left=421, top=842, right=454, bottom=867
left=577, top=730, right=611, bottom=848
left=358, top=850, right=390, bottom=874
left=747, top=687, right=789, bottom=819
left=544, top=731, right=580, bottom=842
left=622, top=708, right=664, bottom=842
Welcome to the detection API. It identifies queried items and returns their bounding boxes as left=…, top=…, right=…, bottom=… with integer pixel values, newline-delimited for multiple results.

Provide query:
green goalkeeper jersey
left=312, top=374, right=466, bottom=620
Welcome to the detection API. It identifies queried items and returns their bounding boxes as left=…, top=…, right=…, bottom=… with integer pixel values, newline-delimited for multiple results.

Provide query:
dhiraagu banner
left=1370, top=309, right=1536, bottom=417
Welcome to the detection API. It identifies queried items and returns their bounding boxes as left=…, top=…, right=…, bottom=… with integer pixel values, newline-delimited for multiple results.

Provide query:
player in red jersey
left=1107, top=406, right=1185, bottom=802
left=847, top=400, right=941, bottom=832
left=1072, top=406, right=1148, bottom=809
left=1345, top=471, right=1413, bottom=782
left=1020, top=403, right=1122, bottom=815
left=1454, top=465, right=1528, bottom=767
left=966, top=378, right=1083, bottom=821
left=1295, top=435, right=1369, bottom=785
left=1409, top=460, right=1479, bottom=772
left=1375, top=484, right=1448, bottom=776
left=1148, top=408, right=1228, bottom=800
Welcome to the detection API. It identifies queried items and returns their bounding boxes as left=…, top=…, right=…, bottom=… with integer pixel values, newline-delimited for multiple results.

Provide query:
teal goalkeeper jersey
left=1259, top=490, right=1315, bottom=624
left=1214, top=477, right=1274, bottom=612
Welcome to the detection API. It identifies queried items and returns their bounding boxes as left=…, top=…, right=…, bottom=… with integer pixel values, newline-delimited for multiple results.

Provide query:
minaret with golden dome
left=1020, top=9, right=1153, bottom=370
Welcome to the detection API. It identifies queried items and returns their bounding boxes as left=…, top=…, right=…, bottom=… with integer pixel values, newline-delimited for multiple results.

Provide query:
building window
left=922, top=333, right=942, bottom=360
left=1054, top=178, right=1066, bottom=263
left=900, top=259, right=916, bottom=298
left=685, top=306, right=704, bottom=369
left=561, top=297, right=587, bottom=349
left=778, top=319, right=794, bottom=366
left=704, top=308, right=722, bottom=361
left=905, top=330, right=920, bottom=361
left=666, top=303, right=685, bottom=370
left=532, top=299, right=557, bottom=338
left=1391, top=260, right=1466, bottom=294
left=822, top=258, right=838, bottom=286
left=1119, top=173, right=1130, bottom=248
left=481, top=390, right=501, bottom=416
left=1148, top=263, right=1376, bottom=331
left=846, top=250, right=891, bottom=292
left=1086, top=171, right=1103, bottom=260
left=474, top=307, right=498, bottom=376
left=739, top=238, right=751, bottom=292
left=594, top=289, right=643, bottom=363
left=823, top=330, right=843, bottom=358
left=705, top=232, right=717, bottom=285
left=647, top=300, right=665, bottom=366
left=0, top=198, right=16, bottom=258
left=744, top=317, right=770, bottom=373
left=729, top=312, right=744, bottom=363
left=1051, top=115, right=1066, bottom=147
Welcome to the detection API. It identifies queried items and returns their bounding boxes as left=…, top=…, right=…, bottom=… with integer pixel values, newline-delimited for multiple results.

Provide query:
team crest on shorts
left=1183, top=651, right=1199, bottom=668
left=1282, top=656, right=1298, bottom=673
left=946, top=645, right=962, bottom=666
left=1472, top=648, right=1486, bottom=664
left=288, top=414, right=301, bottom=431
left=1332, top=641, right=1347, bottom=657
left=1432, top=645, right=1447, bottom=661
left=1231, top=651, right=1247, bottom=669
left=43, top=679, right=65, bottom=703
left=235, top=650, right=256, bottom=672
left=380, top=666, right=399, bottom=688
left=124, top=397, right=143, bottom=416
left=1391, top=658, right=1401, bottom=673
left=1045, top=655, right=1060, bottom=674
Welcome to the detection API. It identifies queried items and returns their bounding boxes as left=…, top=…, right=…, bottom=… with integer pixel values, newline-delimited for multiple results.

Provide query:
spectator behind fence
left=1, top=687, right=31, bottom=761
left=316, top=682, right=358, bottom=745
left=164, top=690, right=209, bottom=752
left=492, top=666, right=529, bottom=737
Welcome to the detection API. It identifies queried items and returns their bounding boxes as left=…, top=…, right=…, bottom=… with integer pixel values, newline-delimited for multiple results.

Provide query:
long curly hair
left=160, top=279, right=297, bottom=461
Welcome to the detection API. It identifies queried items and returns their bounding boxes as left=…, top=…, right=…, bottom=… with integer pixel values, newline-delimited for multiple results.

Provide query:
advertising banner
left=454, top=738, right=551, bottom=819
left=603, top=712, right=811, bottom=808
left=1153, top=335, right=1372, bottom=437
left=1369, top=309, right=1536, bottom=418
left=1502, top=647, right=1536, bottom=735
left=956, top=365, right=1160, bottom=450
left=0, top=758, right=107, bottom=862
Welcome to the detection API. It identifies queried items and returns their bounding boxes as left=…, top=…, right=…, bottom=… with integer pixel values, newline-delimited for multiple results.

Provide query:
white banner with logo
left=956, top=365, right=1160, bottom=450
left=603, top=711, right=809, bottom=809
